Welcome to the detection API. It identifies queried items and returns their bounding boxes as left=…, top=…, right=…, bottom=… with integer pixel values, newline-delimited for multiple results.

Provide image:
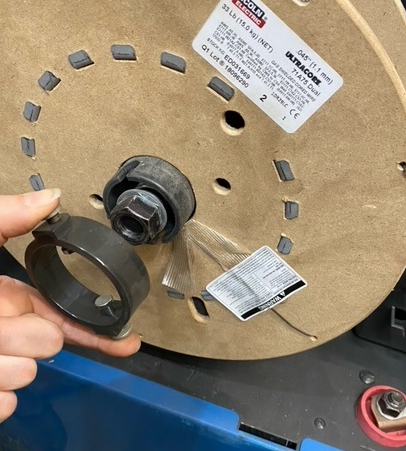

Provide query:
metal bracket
left=391, top=306, right=406, bottom=338
left=354, top=279, right=406, bottom=353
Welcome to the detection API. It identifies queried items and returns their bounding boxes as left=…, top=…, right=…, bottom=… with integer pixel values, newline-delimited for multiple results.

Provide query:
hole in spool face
left=221, top=111, right=245, bottom=135
left=188, top=297, right=210, bottom=323
left=291, top=0, right=311, bottom=5
left=397, top=162, right=406, bottom=172
left=89, top=194, right=104, bottom=210
left=212, top=178, right=231, bottom=195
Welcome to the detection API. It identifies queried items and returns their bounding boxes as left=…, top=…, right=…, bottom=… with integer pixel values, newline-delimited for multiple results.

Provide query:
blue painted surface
left=0, top=351, right=342, bottom=451
left=300, top=439, right=343, bottom=451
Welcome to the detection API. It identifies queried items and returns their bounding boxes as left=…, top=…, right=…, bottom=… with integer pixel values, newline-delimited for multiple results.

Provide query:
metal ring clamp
left=25, top=213, right=150, bottom=338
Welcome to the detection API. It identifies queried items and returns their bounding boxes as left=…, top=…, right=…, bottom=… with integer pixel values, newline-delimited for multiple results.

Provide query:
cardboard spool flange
left=351, top=0, right=406, bottom=88
left=1, top=0, right=406, bottom=359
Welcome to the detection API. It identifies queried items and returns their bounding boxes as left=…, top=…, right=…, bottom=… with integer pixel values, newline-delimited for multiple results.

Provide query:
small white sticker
left=206, top=246, right=307, bottom=321
left=193, top=0, right=343, bottom=133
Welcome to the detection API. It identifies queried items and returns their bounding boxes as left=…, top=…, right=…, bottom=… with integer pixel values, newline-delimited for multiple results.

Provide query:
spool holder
left=103, top=156, right=196, bottom=245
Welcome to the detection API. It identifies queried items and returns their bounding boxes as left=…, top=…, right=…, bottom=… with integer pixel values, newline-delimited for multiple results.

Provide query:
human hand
left=0, top=189, right=141, bottom=421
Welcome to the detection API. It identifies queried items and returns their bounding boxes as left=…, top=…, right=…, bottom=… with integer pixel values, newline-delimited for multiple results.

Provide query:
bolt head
left=359, top=370, right=375, bottom=385
left=110, top=190, right=167, bottom=245
left=378, top=391, right=406, bottom=418
left=314, top=418, right=326, bottom=430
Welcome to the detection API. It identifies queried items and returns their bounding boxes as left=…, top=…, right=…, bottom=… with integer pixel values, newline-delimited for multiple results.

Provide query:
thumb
left=0, top=189, right=61, bottom=247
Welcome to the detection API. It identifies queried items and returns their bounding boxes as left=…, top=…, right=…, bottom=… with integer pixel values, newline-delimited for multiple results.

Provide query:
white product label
left=193, top=0, right=343, bottom=133
left=206, top=246, right=306, bottom=321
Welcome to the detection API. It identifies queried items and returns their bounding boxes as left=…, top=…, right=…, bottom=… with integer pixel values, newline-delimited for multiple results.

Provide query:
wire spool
left=1, top=0, right=406, bottom=359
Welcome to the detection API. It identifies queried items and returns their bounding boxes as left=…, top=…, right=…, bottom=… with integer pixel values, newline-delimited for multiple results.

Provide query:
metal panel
left=0, top=351, right=292, bottom=451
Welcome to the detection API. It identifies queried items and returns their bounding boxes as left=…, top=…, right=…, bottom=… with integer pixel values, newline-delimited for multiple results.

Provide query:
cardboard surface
left=351, top=0, right=406, bottom=87
left=1, top=0, right=406, bottom=359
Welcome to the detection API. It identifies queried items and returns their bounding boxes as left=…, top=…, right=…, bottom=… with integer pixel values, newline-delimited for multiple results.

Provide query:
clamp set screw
left=94, top=295, right=133, bottom=339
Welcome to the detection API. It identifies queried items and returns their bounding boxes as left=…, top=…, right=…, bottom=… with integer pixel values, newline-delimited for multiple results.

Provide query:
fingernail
left=23, top=188, right=61, bottom=208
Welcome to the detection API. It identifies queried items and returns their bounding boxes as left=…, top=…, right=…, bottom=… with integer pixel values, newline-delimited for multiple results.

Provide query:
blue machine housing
left=0, top=350, right=343, bottom=451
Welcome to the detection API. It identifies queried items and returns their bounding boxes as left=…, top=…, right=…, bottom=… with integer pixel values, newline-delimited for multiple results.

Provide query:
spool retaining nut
left=110, top=189, right=167, bottom=245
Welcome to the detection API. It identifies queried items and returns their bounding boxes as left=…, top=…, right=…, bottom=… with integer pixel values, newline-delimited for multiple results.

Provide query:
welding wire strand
left=175, top=221, right=314, bottom=339
left=186, top=220, right=250, bottom=271
left=162, top=228, right=195, bottom=297
left=272, top=309, right=316, bottom=340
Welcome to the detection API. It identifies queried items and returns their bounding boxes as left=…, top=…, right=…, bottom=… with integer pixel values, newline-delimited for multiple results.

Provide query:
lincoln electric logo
left=232, top=0, right=267, bottom=28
